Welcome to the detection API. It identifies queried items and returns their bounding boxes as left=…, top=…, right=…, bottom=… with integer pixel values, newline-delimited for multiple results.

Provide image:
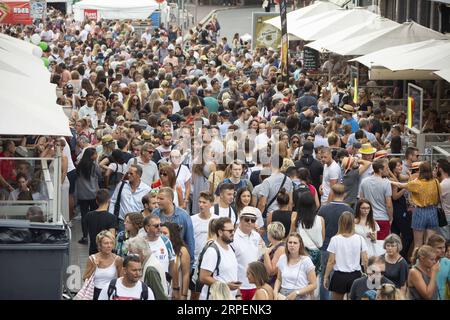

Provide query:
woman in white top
left=274, top=233, right=317, bottom=300
left=354, top=199, right=384, bottom=257
left=324, top=212, right=369, bottom=300
left=293, top=192, right=325, bottom=275
left=82, top=231, right=123, bottom=300
left=126, top=235, right=168, bottom=300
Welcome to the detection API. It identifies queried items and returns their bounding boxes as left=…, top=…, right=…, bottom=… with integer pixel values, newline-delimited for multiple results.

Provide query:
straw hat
left=359, top=143, right=376, bottom=155
left=339, top=104, right=355, bottom=114
left=412, top=162, right=421, bottom=171
left=374, top=150, right=389, bottom=159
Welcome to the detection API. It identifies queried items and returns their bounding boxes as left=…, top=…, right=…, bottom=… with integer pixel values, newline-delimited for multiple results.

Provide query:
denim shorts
left=411, top=206, right=438, bottom=231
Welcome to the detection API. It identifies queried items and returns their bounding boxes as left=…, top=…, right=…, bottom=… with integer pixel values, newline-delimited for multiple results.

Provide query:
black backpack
left=106, top=278, right=149, bottom=300
left=195, top=240, right=235, bottom=299
left=337, top=91, right=350, bottom=108
left=213, top=203, right=238, bottom=226
left=293, top=182, right=313, bottom=213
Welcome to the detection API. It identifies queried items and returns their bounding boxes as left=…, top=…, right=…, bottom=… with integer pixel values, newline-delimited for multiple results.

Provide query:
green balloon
left=39, top=41, right=48, bottom=51
left=42, top=57, right=49, bottom=67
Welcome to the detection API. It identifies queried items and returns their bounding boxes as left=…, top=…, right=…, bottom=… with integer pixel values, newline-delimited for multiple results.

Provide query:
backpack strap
left=107, top=278, right=118, bottom=300
left=113, top=181, right=127, bottom=219
left=205, top=242, right=221, bottom=300
left=263, top=174, right=287, bottom=218
left=214, top=203, right=219, bottom=216
left=140, top=281, right=149, bottom=300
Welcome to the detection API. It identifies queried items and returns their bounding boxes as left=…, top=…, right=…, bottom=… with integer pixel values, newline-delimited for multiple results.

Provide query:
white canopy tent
left=73, top=0, right=162, bottom=22
left=287, top=8, right=378, bottom=41
left=265, top=1, right=340, bottom=30
left=350, top=40, right=450, bottom=80
left=325, top=21, right=448, bottom=56
left=306, top=16, right=398, bottom=52
left=434, top=68, right=450, bottom=83
left=0, top=35, right=71, bottom=136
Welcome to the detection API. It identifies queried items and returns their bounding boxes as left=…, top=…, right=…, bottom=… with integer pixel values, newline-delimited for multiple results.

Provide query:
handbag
left=434, top=179, right=448, bottom=227
left=73, top=256, right=96, bottom=300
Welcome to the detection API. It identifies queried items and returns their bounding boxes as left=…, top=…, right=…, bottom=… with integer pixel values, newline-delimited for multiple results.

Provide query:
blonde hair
left=267, top=222, right=285, bottom=241
left=125, top=235, right=151, bottom=262
left=209, top=281, right=234, bottom=300
left=96, top=230, right=116, bottom=250
left=411, top=245, right=436, bottom=265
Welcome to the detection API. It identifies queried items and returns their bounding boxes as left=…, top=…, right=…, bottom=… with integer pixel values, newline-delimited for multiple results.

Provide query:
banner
left=252, top=12, right=281, bottom=50
left=30, top=0, right=46, bottom=20
left=279, top=0, right=288, bottom=82
left=353, top=77, right=358, bottom=104
left=0, top=1, right=32, bottom=25
left=84, top=9, right=98, bottom=21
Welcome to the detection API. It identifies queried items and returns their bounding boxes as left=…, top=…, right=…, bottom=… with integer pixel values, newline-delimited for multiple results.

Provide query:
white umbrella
left=265, top=1, right=340, bottom=30
left=306, top=16, right=398, bottom=52
left=288, top=8, right=378, bottom=41
left=434, top=67, right=450, bottom=83
left=0, top=33, right=37, bottom=56
left=326, top=21, right=448, bottom=56
left=350, top=39, right=440, bottom=68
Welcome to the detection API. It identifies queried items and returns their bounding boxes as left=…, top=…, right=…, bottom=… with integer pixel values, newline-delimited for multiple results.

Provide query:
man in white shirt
left=190, top=192, right=218, bottom=300
left=78, top=93, right=96, bottom=126
left=108, top=164, right=152, bottom=232
left=127, top=143, right=159, bottom=186
left=199, top=217, right=240, bottom=300
left=98, top=255, right=155, bottom=300
left=232, top=207, right=264, bottom=300
left=142, top=214, right=176, bottom=294
left=438, top=160, right=450, bottom=220
left=170, top=150, right=191, bottom=210
left=141, top=27, right=152, bottom=44
left=320, top=147, right=341, bottom=204
left=210, top=183, right=238, bottom=225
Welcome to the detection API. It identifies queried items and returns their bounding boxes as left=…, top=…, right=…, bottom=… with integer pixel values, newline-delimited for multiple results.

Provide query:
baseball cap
left=139, top=119, right=148, bottom=130
left=302, top=141, right=314, bottom=155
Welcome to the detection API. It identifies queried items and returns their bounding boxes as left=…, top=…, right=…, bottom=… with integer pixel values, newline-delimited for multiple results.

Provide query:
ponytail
left=410, top=245, right=435, bottom=265
left=276, top=187, right=289, bottom=206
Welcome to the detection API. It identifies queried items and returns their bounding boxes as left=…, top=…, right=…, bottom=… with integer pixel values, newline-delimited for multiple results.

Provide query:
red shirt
left=0, top=152, right=16, bottom=182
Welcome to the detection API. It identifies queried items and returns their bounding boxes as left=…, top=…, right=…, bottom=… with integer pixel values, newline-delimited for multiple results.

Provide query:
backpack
left=194, top=240, right=235, bottom=299
left=106, top=278, right=148, bottom=300
left=109, top=163, right=124, bottom=187
left=337, top=91, right=350, bottom=108
left=213, top=203, right=238, bottom=226
left=293, top=182, right=312, bottom=213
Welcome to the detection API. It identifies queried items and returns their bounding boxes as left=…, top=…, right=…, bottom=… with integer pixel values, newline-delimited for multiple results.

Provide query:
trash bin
left=0, top=219, right=70, bottom=300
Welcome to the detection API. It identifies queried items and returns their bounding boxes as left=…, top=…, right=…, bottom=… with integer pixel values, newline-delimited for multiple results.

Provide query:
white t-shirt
left=147, top=236, right=176, bottom=273
left=199, top=241, right=238, bottom=300
left=210, top=205, right=237, bottom=225
left=297, top=215, right=323, bottom=250
left=174, top=165, right=191, bottom=198
left=191, top=213, right=219, bottom=269
left=322, top=161, right=341, bottom=204
left=232, top=228, right=263, bottom=289
left=127, top=157, right=159, bottom=186
left=276, top=255, right=315, bottom=294
left=327, top=234, right=368, bottom=272
left=98, top=278, right=155, bottom=300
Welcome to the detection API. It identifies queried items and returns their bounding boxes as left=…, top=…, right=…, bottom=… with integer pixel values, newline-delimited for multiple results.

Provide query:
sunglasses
left=291, top=140, right=300, bottom=144
left=160, top=172, right=167, bottom=176
left=222, top=229, right=235, bottom=234
left=243, top=218, right=256, bottom=223
left=151, top=223, right=161, bottom=228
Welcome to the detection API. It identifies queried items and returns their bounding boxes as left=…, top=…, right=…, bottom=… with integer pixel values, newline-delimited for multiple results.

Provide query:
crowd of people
left=0, top=7, right=449, bottom=301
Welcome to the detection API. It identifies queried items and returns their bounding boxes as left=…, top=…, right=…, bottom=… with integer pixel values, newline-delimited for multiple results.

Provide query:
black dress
left=271, top=210, right=293, bottom=236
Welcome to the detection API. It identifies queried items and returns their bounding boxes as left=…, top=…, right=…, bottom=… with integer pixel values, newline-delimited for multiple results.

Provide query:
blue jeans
left=320, top=250, right=331, bottom=300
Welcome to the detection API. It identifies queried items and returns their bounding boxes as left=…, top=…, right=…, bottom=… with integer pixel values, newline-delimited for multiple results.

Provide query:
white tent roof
left=0, top=35, right=71, bottom=136
left=73, top=0, right=161, bottom=21
left=326, top=21, right=448, bottom=56
left=350, top=39, right=440, bottom=68
left=434, top=67, right=450, bottom=83
left=265, top=1, right=340, bottom=30
left=288, top=8, right=378, bottom=41
left=306, top=16, right=398, bottom=52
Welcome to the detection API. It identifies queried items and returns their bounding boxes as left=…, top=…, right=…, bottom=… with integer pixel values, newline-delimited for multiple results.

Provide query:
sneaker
left=78, top=237, right=88, bottom=245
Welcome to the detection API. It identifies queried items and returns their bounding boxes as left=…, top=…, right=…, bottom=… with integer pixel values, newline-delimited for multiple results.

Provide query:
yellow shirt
left=406, top=179, right=440, bottom=207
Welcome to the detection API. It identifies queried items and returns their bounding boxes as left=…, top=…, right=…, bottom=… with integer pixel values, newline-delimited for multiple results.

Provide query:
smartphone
left=233, top=281, right=242, bottom=285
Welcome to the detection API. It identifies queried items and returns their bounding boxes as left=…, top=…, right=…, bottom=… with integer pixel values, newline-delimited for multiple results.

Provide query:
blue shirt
left=342, top=117, right=359, bottom=133
left=346, top=129, right=377, bottom=148
left=437, top=257, right=450, bottom=300
left=153, top=206, right=195, bottom=269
